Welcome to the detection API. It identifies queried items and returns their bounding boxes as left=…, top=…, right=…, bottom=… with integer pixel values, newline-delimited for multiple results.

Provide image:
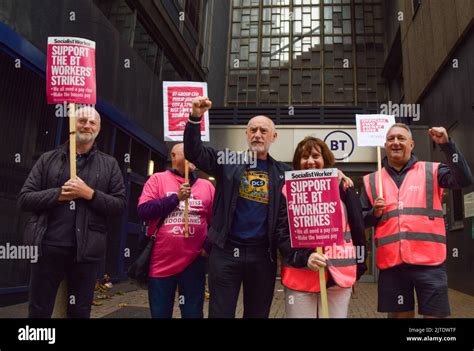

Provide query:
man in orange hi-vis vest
left=360, top=123, right=472, bottom=318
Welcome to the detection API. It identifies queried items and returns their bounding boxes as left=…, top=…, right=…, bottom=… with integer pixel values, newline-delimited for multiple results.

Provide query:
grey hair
left=386, top=123, right=413, bottom=139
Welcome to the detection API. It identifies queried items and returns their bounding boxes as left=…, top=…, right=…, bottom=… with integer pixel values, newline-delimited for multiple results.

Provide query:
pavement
left=2, top=278, right=473, bottom=318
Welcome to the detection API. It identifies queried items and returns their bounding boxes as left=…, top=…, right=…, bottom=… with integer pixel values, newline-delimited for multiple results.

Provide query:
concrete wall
left=417, top=29, right=474, bottom=295
left=384, top=0, right=402, bottom=58
left=399, top=0, right=474, bottom=102
left=206, top=0, right=230, bottom=107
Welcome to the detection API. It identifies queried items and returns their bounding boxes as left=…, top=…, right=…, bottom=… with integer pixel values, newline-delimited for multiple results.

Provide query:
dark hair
left=292, top=136, right=336, bottom=170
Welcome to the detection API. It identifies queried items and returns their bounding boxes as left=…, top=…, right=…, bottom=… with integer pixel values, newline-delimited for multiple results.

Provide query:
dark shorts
left=377, top=263, right=450, bottom=317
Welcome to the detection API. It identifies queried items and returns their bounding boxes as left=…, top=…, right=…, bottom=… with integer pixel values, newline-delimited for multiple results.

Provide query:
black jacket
left=17, top=143, right=126, bottom=262
left=184, top=120, right=310, bottom=267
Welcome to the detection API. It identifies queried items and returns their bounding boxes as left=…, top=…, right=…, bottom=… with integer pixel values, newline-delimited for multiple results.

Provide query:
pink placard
left=46, top=37, right=96, bottom=105
left=285, top=169, right=344, bottom=248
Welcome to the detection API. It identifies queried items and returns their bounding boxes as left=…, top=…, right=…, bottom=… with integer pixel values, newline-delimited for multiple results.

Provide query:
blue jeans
left=148, top=256, right=206, bottom=318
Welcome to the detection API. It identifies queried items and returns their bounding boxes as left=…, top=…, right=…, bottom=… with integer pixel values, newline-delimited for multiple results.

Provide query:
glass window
left=228, top=0, right=385, bottom=106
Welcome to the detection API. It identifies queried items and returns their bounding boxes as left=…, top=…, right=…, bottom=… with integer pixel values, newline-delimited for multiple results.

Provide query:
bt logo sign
left=324, top=130, right=354, bottom=161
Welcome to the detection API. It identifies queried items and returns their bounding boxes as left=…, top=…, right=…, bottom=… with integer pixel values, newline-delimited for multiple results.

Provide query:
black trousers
left=208, top=243, right=277, bottom=318
left=28, top=245, right=100, bottom=318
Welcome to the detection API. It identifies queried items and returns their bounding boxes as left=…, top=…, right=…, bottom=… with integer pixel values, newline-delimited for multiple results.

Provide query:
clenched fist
left=191, top=96, right=212, bottom=117
left=428, top=127, right=449, bottom=145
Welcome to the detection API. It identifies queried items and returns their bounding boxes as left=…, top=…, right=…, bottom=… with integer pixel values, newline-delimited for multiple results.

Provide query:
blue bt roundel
left=324, top=130, right=355, bottom=161
left=250, top=179, right=265, bottom=187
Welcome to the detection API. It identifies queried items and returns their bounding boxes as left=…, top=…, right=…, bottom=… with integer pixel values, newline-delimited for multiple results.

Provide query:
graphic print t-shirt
left=229, top=159, right=269, bottom=246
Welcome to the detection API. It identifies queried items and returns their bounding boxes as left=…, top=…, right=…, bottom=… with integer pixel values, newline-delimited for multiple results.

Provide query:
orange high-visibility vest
left=363, top=161, right=446, bottom=270
left=281, top=186, right=357, bottom=292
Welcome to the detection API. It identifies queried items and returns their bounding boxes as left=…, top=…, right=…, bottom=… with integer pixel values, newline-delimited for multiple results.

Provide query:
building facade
left=384, top=0, right=474, bottom=295
left=206, top=0, right=473, bottom=294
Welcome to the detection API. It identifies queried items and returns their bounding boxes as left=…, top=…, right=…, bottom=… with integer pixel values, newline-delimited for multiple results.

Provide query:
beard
left=248, top=140, right=269, bottom=154
left=76, top=131, right=98, bottom=144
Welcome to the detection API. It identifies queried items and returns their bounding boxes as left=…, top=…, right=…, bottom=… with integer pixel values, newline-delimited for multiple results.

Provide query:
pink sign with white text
left=285, top=168, right=343, bottom=248
left=46, top=37, right=96, bottom=105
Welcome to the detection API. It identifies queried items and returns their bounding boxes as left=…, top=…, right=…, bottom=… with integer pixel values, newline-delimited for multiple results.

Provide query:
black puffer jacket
left=17, top=143, right=126, bottom=262
left=184, top=120, right=311, bottom=267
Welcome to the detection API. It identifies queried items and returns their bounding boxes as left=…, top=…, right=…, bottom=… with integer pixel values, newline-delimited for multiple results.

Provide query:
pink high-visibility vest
left=363, top=161, right=446, bottom=270
left=281, top=186, right=357, bottom=292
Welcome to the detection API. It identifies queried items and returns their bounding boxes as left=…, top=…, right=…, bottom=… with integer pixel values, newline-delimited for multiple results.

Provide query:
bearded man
left=18, top=107, right=126, bottom=318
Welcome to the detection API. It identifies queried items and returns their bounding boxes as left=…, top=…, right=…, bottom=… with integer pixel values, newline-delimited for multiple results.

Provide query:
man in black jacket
left=18, top=107, right=126, bottom=318
left=184, top=97, right=309, bottom=318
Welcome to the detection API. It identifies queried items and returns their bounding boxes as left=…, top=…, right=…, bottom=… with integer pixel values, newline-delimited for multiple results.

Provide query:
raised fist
left=191, top=96, right=212, bottom=117
left=428, top=127, right=449, bottom=145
